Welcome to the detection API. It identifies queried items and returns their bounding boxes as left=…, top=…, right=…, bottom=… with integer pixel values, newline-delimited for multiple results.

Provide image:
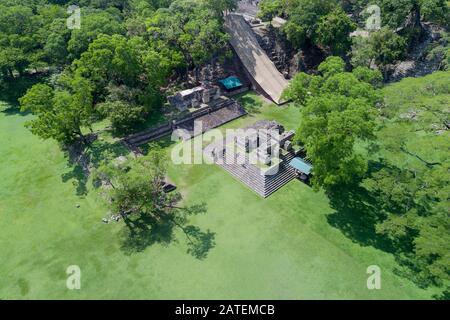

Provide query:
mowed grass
left=0, top=93, right=435, bottom=299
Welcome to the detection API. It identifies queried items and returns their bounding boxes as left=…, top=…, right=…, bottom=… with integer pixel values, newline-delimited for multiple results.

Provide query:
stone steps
left=122, top=98, right=245, bottom=151
left=215, top=150, right=298, bottom=198
left=262, top=153, right=297, bottom=197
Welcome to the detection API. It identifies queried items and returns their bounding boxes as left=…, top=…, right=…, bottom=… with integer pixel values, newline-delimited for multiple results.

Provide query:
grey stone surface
left=224, top=14, right=289, bottom=104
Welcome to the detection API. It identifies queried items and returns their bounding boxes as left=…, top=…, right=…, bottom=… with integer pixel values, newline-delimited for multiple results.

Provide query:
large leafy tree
left=279, top=0, right=339, bottom=49
left=74, top=34, right=142, bottom=95
left=315, top=8, right=357, bottom=55
left=73, top=34, right=171, bottom=132
left=203, top=0, right=238, bottom=18
left=147, top=0, right=230, bottom=69
left=284, top=57, right=381, bottom=190
left=67, top=9, right=125, bottom=60
left=19, top=75, right=94, bottom=144
left=0, top=4, right=45, bottom=76
left=94, top=147, right=215, bottom=259
left=257, top=0, right=285, bottom=21
left=97, top=100, right=146, bottom=133
left=420, top=0, right=450, bottom=26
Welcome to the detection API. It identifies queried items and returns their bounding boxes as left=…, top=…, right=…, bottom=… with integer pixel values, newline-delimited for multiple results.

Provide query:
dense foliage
left=258, top=0, right=449, bottom=75
left=7, top=0, right=232, bottom=140
left=284, top=57, right=382, bottom=189
left=94, top=146, right=215, bottom=259
left=365, top=72, right=450, bottom=290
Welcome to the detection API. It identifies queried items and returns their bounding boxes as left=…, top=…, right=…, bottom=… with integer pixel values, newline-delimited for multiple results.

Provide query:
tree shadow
left=0, top=73, right=48, bottom=108
left=139, top=135, right=177, bottom=155
left=326, top=181, right=396, bottom=254
left=183, top=225, right=216, bottom=260
left=236, top=94, right=263, bottom=115
left=61, top=164, right=88, bottom=197
left=61, top=137, right=128, bottom=196
left=120, top=204, right=216, bottom=260
left=324, top=161, right=438, bottom=290
left=86, top=139, right=129, bottom=169
left=0, top=105, right=30, bottom=117
left=121, top=214, right=175, bottom=254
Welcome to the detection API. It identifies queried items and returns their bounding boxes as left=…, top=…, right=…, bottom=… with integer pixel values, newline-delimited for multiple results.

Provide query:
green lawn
left=0, top=93, right=436, bottom=299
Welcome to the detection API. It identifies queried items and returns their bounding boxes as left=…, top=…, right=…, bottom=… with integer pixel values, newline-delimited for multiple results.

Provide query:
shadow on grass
left=61, top=138, right=129, bottom=196
left=120, top=205, right=216, bottom=260
left=326, top=182, right=395, bottom=254
left=87, top=139, right=129, bottom=168
left=0, top=74, right=48, bottom=109
left=61, top=164, right=88, bottom=196
left=236, top=94, right=263, bottom=115
left=121, top=214, right=175, bottom=253
left=139, top=135, right=177, bottom=155
left=324, top=161, right=442, bottom=291
left=326, top=160, right=420, bottom=255
left=0, top=105, right=31, bottom=117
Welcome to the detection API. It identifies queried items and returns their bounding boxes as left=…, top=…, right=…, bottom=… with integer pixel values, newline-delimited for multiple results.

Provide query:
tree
left=147, top=1, right=230, bottom=69
left=362, top=72, right=450, bottom=291
left=0, top=4, right=41, bottom=76
left=351, top=27, right=407, bottom=76
left=352, top=66, right=383, bottom=87
left=0, top=3, right=68, bottom=76
left=257, top=0, right=284, bottom=21
left=420, top=0, right=450, bottom=26
left=317, top=56, right=346, bottom=77
left=67, top=10, right=125, bottom=60
left=203, top=0, right=238, bottom=18
left=297, top=94, right=377, bottom=189
left=72, top=34, right=169, bottom=125
left=284, top=57, right=379, bottom=190
left=315, top=8, right=357, bottom=55
left=281, top=0, right=338, bottom=49
left=94, top=147, right=215, bottom=259
left=283, top=22, right=307, bottom=49
left=19, top=75, right=94, bottom=144
left=97, top=100, right=145, bottom=133
left=369, top=28, right=407, bottom=66
left=43, top=18, right=71, bottom=66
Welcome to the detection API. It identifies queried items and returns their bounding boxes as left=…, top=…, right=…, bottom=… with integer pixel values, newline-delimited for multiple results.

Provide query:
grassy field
left=0, top=92, right=436, bottom=299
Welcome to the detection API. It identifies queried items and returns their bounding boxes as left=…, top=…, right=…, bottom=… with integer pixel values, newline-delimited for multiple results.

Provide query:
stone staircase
left=123, top=123, right=172, bottom=147
left=176, top=99, right=247, bottom=139
left=262, top=151, right=297, bottom=197
left=122, top=98, right=246, bottom=153
left=216, top=150, right=298, bottom=198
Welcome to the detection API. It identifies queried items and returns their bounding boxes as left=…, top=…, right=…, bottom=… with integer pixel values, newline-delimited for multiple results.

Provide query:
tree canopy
left=364, top=71, right=450, bottom=290
left=94, top=146, right=216, bottom=259
left=284, top=56, right=382, bottom=190
left=19, top=75, right=94, bottom=144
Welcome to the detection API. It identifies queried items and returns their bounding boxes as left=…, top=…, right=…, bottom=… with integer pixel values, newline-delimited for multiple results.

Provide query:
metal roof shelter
left=219, top=76, right=243, bottom=90
left=289, top=157, right=313, bottom=175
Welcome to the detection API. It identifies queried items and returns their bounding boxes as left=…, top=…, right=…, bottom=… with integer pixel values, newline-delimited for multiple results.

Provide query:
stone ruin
left=167, top=84, right=222, bottom=112
left=205, top=120, right=299, bottom=197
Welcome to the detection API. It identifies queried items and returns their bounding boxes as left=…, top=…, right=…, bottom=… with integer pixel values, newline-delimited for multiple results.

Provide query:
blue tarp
left=289, top=157, right=313, bottom=175
left=219, top=76, right=243, bottom=90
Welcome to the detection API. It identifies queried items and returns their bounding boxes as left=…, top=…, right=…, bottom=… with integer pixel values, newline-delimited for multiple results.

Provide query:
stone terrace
left=204, top=120, right=299, bottom=198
